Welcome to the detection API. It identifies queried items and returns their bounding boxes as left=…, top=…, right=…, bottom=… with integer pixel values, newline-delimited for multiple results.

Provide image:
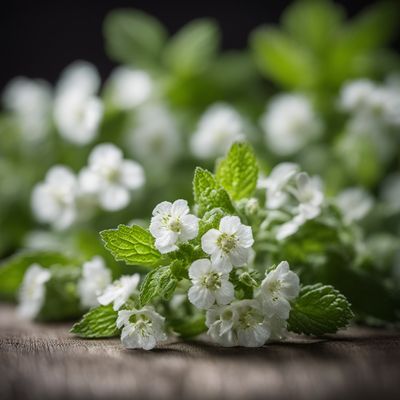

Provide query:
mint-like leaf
left=216, top=142, right=259, bottom=201
left=71, top=305, right=120, bottom=338
left=103, top=9, right=167, bottom=68
left=193, top=167, right=234, bottom=216
left=288, top=284, right=354, bottom=336
left=139, top=266, right=177, bottom=306
left=101, top=225, right=161, bottom=267
left=0, top=250, right=73, bottom=301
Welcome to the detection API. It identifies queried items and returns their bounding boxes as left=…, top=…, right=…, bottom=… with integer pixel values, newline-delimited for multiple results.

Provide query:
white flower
left=206, top=300, right=270, bottom=347
left=79, top=143, right=145, bottom=211
left=276, top=214, right=306, bottom=241
left=257, top=261, right=300, bottom=320
left=339, top=79, right=378, bottom=112
left=108, top=67, right=153, bottom=109
left=188, top=259, right=234, bottom=309
left=260, top=163, right=300, bottom=209
left=2, top=77, right=51, bottom=140
left=267, top=315, right=288, bottom=341
left=31, top=165, right=78, bottom=230
left=190, top=103, right=245, bottom=159
left=149, top=199, right=199, bottom=254
left=261, top=94, right=322, bottom=156
left=293, top=172, right=324, bottom=220
left=78, top=256, right=112, bottom=309
left=17, top=264, right=51, bottom=320
left=54, top=61, right=103, bottom=145
left=126, top=104, right=181, bottom=171
left=336, top=187, right=373, bottom=223
left=116, top=306, right=167, bottom=350
left=97, top=274, right=140, bottom=311
left=201, top=216, right=254, bottom=272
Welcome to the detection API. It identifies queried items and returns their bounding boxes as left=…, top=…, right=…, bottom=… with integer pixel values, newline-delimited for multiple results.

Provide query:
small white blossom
left=116, top=307, right=167, bottom=350
left=17, top=264, right=51, bottom=320
left=126, top=104, right=181, bottom=172
left=97, top=274, right=140, bottom=311
left=257, top=261, right=300, bottom=320
left=201, top=216, right=254, bottom=272
left=188, top=259, right=234, bottom=309
left=54, top=61, right=103, bottom=145
left=339, top=79, right=378, bottom=112
left=31, top=165, right=78, bottom=230
left=108, top=67, right=153, bottom=109
left=261, top=94, right=322, bottom=156
left=78, top=256, right=112, bottom=309
left=259, top=163, right=300, bottom=209
left=2, top=77, right=51, bottom=140
left=149, top=199, right=199, bottom=254
left=79, top=143, right=145, bottom=211
left=206, top=300, right=270, bottom=347
left=336, top=187, right=373, bottom=223
left=190, top=103, right=245, bottom=159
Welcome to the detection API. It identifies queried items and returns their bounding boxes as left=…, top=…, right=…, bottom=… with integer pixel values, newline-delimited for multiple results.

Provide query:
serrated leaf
left=71, top=305, right=119, bottom=338
left=103, top=8, right=167, bottom=68
left=0, top=250, right=73, bottom=301
left=139, top=266, right=177, bottom=306
left=100, top=225, right=161, bottom=267
left=288, top=284, right=354, bottom=336
left=163, top=18, right=220, bottom=76
left=193, top=168, right=234, bottom=216
left=216, top=142, right=258, bottom=201
left=198, top=208, right=226, bottom=237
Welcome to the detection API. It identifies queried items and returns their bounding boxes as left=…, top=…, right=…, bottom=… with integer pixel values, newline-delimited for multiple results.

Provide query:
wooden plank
left=0, top=304, right=399, bottom=400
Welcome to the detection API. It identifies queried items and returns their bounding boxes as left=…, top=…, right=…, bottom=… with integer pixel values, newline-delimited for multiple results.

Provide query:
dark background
left=0, top=0, right=396, bottom=89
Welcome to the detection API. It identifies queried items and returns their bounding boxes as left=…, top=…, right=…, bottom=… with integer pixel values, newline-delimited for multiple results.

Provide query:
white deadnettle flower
left=336, top=187, right=373, bottom=223
left=261, top=94, right=322, bottom=156
left=126, top=104, right=181, bottom=170
left=17, top=264, right=51, bottom=320
left=98, top=274, right=140, bottom=311
left=206, top=300, right=270, bottom=347
left=149, top=199, right=199, bottom=254
left=190, top=103, right=245, bottom=159
left=78, top=256, right=112, bottom=309
left=256, top=261, right=300, bottom=320
left=2, top=77, right=51, bottom=140
left=188, top=259, right=234, bottom=309
left=54, top=61, right=103, bottom=145
left=108, top=67, right=153, bottom=109
left=116, top=307, right=167, bottom=350
left=339, top=79, right=378, bottom=112
left=31, top=165, right=78, bottom=230
left=79, top=143, right=145, bottom=211
left=201, top=216, right=254, bottom=272
left=259, top=163, right=300, bottom=209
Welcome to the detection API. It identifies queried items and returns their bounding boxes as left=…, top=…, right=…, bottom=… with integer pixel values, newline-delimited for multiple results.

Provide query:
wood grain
left=0, top=304, right=399, bottom=400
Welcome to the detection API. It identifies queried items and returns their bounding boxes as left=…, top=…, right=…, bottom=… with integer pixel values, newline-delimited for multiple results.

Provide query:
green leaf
left=288, top=284, right=354, bottom=336
left=198, top=208, right=226, bottom=237
left=170, top=314, right=207, bottom=338
left=250, top=27, right=318, bottom=89
left=163, top=19, right=220, bottom=76
left=0, top=250, right=73, bottom=301
left=139, top=266, right=177, bottom=306
left=71, top=305, right=119, bottom=338
left=103, top=8, right=167, bottom=68
left=282, top=0, right=344, bottom=54
left=193, top=167, right=234, bottom=217
left=100, top=225, right=161, bottom=267
left=216, top=142, right=258, bottom=201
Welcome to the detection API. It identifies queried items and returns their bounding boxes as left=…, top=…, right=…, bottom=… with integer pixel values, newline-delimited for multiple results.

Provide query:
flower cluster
left=258, top=163, right=324, bottom=240
left=31, top=143, right=145, bottom=229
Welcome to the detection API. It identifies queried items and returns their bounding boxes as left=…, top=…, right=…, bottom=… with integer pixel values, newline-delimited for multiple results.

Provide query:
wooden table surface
left=0, top=304, right=399, bottom=400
